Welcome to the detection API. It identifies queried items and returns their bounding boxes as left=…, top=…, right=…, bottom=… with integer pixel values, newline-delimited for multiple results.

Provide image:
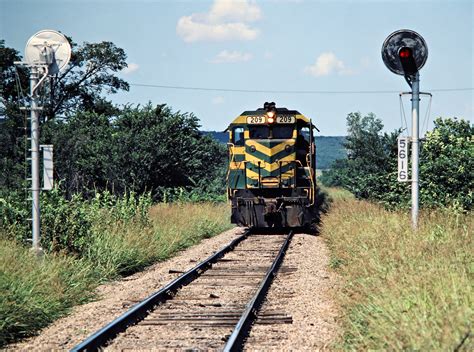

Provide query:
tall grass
left=0, top=199, right=231, bottom=346
left=85, top=202, right=231, bottom=278
left=0, top=239, right=97, bottom=344
left=323, top=191, right=473, bottom=350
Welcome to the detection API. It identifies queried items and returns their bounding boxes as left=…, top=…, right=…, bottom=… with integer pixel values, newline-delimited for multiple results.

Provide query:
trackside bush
left=0, top=188, right=152, bottom=254
left=0, top=196, right=230, bottom=346
left=40, top=105, right=227, bottom=200
left=419, top=118, right=473, bottom=210
left=321, top=114, right=473, bottom=211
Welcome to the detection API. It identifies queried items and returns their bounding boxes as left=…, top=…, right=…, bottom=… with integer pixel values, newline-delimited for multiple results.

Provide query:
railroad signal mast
left=382, top=29, right=429, bottom=230
left=15, top=30, right=71, bottom=252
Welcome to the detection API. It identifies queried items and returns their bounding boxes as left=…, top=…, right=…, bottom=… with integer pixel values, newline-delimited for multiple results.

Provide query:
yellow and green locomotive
left=226, top=102, right=318, bottom=229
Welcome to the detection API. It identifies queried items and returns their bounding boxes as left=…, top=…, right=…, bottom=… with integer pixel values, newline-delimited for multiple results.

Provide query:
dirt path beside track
left=9, top=228, right=340, bottom=351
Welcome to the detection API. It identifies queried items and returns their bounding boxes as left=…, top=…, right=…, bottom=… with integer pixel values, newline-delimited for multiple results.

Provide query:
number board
left=398, top=137, right=409, bottom=182
left=246, top=115, right=296, bottom=124
left=246, top=116, right=265, bottom=124
left=276, top=115, right=296, bottom=124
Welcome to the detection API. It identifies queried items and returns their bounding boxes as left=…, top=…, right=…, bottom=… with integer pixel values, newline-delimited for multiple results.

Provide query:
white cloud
left=305, top=52, right=353, bottom=77
left=177, top=0, right=262, bottom=42
left=210, top=50, right=253, bottom=63
left=212, top=96, right=225, bottom=105
left=121, top=63, right=139, bottom=74
left=208, top=0, right=261, bottom=22
left=177, top=18, right=259, bottom=42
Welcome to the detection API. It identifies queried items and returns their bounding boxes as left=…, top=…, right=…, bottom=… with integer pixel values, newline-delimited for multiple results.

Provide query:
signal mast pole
left=30, top=66, right=41, bottom=252
left=17, top=30, right=71, bottom=253
left=382, top=29, right=428, bottom=231
left=411, top=72, right=420, bottom=230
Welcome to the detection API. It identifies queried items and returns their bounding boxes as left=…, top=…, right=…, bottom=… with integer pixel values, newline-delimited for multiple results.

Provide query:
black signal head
left=398, top=46, right=418, bottom=75
left=382, top=29, right=428, bottom=76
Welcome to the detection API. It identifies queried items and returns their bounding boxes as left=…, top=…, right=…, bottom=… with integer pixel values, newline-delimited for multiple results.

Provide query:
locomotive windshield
left=249, top=125, right=294, bottom=139
left=232, top=126, right=245, bottom=146
left=249, top=126, right=270, bottom=139
left=272, top=125, right=294, bottom=139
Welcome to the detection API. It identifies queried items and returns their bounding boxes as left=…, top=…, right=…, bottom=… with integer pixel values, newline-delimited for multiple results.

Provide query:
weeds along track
left=71, top=230, right=294, bottom=351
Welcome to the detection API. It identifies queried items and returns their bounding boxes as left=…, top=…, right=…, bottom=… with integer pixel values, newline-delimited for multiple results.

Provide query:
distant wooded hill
left=202, top=131, right=346, bottom=169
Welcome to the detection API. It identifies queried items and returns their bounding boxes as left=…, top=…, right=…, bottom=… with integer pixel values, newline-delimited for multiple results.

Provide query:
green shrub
left=40, top=105, right=227, bottom=199
left=0, top=198, right=231, bottom=347
left=0, top=188, right=153, bottom=255
left=419, top=118, right=473, bottom=210
left=0, top=191, right=29, bottom=242
left=321, top=115, right=473, bottom=211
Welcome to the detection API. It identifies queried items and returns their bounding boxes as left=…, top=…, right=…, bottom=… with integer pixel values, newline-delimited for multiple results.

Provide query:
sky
left=1, top=0, right=473, bottom=135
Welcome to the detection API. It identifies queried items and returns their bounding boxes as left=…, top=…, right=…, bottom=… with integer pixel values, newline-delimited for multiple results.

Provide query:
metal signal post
left=16, top=30, right=71, bottom=252
left=410, top=72, right=420, bottom=229
left=382, top=29, right=428, bottom=230
left=30, top=66, right=41, bottom=251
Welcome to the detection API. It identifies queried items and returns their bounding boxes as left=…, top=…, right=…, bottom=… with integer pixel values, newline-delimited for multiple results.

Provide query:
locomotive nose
left=245, top=139, right=296, bottom=189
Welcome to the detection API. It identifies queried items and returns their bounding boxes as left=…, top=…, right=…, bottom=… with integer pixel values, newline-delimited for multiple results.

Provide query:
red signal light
left=399, top=47, right=412, bottom=59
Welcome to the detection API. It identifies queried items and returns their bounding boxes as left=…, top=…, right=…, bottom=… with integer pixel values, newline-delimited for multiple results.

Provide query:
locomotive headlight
left=249, top=145, right=256, bottom=153
left=264, top=102, right=277, bottom=123
left=285, top=145, right=292, bottom=152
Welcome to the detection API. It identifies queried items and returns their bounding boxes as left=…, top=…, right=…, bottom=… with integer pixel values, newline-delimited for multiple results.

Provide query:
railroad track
left=71, top=229, right=294, bottom=351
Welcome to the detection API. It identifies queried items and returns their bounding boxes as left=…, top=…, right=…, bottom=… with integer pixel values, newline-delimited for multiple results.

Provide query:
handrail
left=295, top=158, right=315, bottom=206
left=306, top=153, right=316, bottom=206
left=226, top=142, right=235, bottom=200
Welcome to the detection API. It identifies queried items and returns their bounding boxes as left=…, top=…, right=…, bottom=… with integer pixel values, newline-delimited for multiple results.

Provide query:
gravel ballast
left=9, top=229, right=340, bottom=351
left=10, top=227, right=244, bottom=351
left=245, top=233, right=341, bottom=350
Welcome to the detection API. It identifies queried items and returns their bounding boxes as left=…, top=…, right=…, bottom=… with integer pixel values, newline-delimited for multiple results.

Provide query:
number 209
left=247, top=116, right=264, bottom=124
left=277, top=115, right=295, bottom=123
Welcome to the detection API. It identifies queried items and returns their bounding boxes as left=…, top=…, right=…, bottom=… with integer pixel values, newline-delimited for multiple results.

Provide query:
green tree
left=420, top=117, right=473, bottom=210
left=321, top=112, right=403, bottom=204
left=45, top=39, right=129, bottom=119
left=2, top=39, right=227, bottom=200
left=0, top=40, right=28, bottom=190
left=0, top=38, right=129, bottom=192
left=41, top=104, right=227, bottom=199
left=41, top=112, right=115, bottom=197
left=112, top=104, right=226, bottom=198
left=321, top=113, right=472, bottom=211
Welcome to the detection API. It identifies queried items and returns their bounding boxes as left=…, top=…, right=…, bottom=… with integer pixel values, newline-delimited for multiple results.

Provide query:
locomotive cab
left=226, top=103, right=318, bottom=229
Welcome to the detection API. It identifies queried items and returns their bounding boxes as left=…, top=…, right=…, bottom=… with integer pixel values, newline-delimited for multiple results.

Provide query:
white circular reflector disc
left=25, top=29, right=71, bottom=75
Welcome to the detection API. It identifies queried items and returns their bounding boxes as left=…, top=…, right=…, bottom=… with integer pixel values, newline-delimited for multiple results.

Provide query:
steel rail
left=223, top=230, right=294, bottom=352
left=71, top=229, right=251, bottom=352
